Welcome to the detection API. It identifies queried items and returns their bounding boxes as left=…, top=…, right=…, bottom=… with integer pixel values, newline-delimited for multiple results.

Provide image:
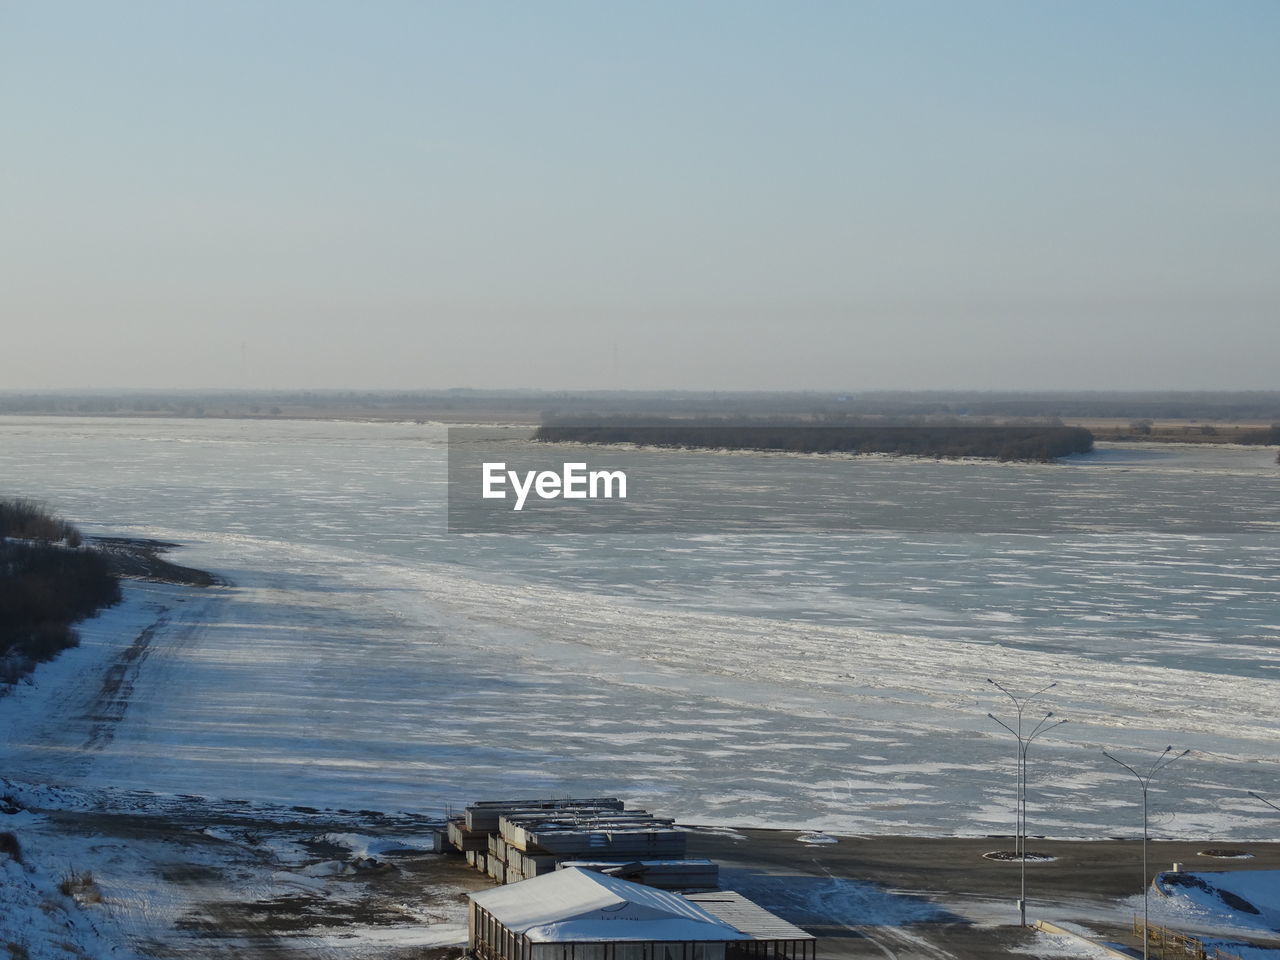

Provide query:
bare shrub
left=0, top=500, right=79, bottom=544
left=0, top=831, right=21, bottom=864
left=58, top=869, right=103, bottom=903
left=1, top=502, right=119, bottom=685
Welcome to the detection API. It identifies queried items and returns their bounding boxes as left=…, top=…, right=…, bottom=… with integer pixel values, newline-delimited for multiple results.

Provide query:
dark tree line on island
left=536, top=418, right=1095, bottom=462
left=1236, top=425, right=1280, bottom=445
left=1230, top=424, right=1280, bottom=464
left=0, top=500, right=120, bottom=685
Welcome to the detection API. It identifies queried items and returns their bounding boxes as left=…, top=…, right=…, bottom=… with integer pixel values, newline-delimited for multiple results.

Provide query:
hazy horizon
left=4, top=2, right=1277, bottom=392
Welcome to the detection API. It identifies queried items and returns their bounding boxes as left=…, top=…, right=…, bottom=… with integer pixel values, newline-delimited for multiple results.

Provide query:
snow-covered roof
left=470, top=867, right=751, bottom=943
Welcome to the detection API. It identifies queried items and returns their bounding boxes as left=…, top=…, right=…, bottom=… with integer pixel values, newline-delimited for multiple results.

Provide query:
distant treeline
left=811, top=392, right=1280, bottom=422
left=0, top=500, right=120, bottom=685
left=6, top=389, right=1280, bottom=423
left=1237, top=425, right=1280, bottom=445
left=536, top=419, right=1095, bottom=462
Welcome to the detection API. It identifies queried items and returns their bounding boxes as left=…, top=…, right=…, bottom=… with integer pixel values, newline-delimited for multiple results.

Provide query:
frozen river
left=1, top=415, right=1278, bottom=838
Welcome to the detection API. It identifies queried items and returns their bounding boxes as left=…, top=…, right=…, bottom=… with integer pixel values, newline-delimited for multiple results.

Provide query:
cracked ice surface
left=1, top=417, right=1278, bottom=837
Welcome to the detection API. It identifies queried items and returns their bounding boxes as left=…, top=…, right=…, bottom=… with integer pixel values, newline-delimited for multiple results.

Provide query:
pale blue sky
left=2, top=1, right=1277, bottom=391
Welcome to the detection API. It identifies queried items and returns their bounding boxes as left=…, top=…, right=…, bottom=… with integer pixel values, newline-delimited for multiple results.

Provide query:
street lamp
left=1248, top=791, right=1280, bottom=815
left=987, top=680, right=1058, bottom=856
left=987, top=703, right=1068, bottom=926
left=1103, top=746, right=1190, bottom=960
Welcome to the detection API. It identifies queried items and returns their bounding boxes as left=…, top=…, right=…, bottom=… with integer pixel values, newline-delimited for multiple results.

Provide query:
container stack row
left=446, top=797, right=719, bottom=890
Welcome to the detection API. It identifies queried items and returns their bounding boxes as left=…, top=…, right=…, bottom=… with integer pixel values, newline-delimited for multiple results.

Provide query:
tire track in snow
left=82, top=612, right=171, bottom=750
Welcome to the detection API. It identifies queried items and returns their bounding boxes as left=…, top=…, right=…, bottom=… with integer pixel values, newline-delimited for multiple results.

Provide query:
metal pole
left=988, top=680, right=1055, bottom=863
left=1143, top=781, right=1149, bottom=958
left=1020, top=739, right=1028, bottom=921
left=989, top=680, right=1026, bottom=854
left=1020, top=733, right=1027, bottom=859
left=1104, top=747, right=1190, bottom=960
left=1248, top=791, right=1280, bottom=815
left=1021, top=713, right=1067, bottom=923
left=987, top=679, right=1062, bottom=928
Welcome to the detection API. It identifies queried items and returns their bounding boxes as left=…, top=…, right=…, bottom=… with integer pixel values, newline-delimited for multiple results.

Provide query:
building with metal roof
left=468, top=867, right=816, bottom=960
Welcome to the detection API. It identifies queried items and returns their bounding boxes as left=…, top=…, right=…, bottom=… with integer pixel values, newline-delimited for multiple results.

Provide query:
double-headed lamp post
left=987, top=680, right=1058, bottom=857
left=987, top=703, right=1068, bottom=926
left=1103, top=746, right=1190, bottom=960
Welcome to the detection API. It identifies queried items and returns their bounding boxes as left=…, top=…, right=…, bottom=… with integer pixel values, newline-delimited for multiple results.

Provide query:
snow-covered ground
left=0, top=584, right=475, bottom=960
left=0, top=801, right=475, bottom=960
left=0, top=808, right=133, bottom=960
left=1152, top=869, right=1280, bottom=935
left=1010, top=930, right=1120, bottom=960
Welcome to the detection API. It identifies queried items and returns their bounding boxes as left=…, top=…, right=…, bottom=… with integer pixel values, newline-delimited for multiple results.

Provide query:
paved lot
left=685, top=828, right=1280, bottom=960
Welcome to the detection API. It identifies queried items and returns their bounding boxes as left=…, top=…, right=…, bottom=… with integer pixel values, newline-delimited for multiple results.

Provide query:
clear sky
left=2, top=1, right=1277, bottom=391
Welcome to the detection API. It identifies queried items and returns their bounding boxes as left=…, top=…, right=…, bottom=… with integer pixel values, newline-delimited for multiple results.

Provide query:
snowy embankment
left=0, top=789, right=470, bottom=960
left=0, top=584, right=178, bottom=960
left=0, top=808, right=133, bottom=960
left=0, top=576, right=471, bottom=960
left=1153, top=869, right=1280, bottom=935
